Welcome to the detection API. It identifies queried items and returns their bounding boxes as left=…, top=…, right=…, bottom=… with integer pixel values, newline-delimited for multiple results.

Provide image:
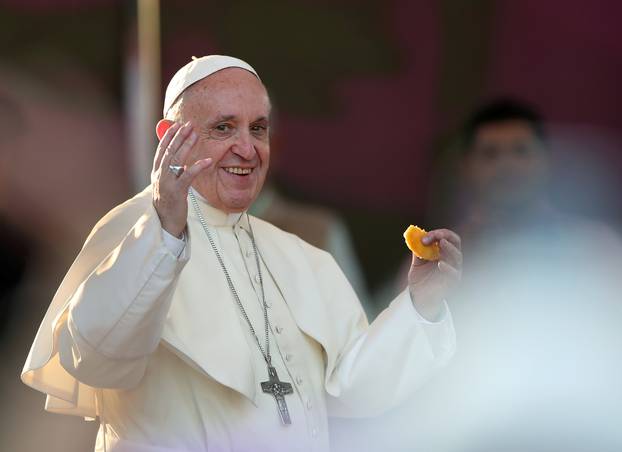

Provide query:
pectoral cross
left=261, top=366, right=294, bottom=425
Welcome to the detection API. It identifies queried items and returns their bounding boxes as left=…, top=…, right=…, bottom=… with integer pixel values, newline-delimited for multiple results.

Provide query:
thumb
left=180, top=158, right=213, bottom=187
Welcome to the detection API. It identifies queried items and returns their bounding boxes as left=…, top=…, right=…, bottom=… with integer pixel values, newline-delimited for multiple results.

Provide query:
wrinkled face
left=464, top=120, right=549, bottom=210
left=180, top=68, right=271, bottom=213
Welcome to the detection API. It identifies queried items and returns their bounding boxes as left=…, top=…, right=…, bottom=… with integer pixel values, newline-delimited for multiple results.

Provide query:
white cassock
left=21, top=186, right=455, bottom=452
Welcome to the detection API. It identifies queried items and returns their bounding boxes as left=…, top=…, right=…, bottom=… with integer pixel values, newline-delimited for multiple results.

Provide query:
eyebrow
left=209, top=115, right=236, bottom=125
left=204, top=115, right=270, bottom=128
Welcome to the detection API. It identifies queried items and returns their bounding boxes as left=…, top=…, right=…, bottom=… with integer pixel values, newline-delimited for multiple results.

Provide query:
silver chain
left=189, top=190, right=272, bottom=366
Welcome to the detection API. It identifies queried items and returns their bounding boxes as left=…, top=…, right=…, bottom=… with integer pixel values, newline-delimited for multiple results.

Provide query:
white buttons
left=296, top=376, right=303, bottom=385
left=311, top=428, right=317, bottom=437
left=275, top=326, right=283, bottom=334
left=285, top=353, right=293, bottom=362
left=306, top=399, right=312, bottom=410
left=254, top=274, right=261, bottom=284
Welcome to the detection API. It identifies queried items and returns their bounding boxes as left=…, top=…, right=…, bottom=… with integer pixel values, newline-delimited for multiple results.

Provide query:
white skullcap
left=163, top=55, right=260, bottom=117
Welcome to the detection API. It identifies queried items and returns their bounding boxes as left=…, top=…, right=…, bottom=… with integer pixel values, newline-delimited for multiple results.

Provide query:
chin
left=223, top=196, right=255, bottom=213
left=224, top=205, right=249, bottom=213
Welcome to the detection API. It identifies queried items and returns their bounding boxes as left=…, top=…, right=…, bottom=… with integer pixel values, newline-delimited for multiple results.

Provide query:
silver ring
left=168, top=165, right=184, bottom=177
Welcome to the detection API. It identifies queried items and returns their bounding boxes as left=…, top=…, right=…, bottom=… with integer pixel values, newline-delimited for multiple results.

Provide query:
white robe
left=21, top=186, right=455, bottom=452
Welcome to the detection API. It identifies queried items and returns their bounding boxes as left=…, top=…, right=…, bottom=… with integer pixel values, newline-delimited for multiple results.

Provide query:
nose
left=231, top=129, right=256, bottom=160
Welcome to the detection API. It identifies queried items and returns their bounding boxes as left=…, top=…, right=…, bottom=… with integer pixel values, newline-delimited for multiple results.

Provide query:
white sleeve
left=55, top=210, right=189, bottom=389
left=411, top=296, right=451, bottom=324
left=296, top=241, right=456, bottom=417
left=326, top=288, right=455, bottom=417
left=162, top=228, right=187, bottom=258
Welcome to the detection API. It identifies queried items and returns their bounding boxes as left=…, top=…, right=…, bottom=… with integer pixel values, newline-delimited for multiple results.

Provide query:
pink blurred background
left=1, top=1, right=621, bottom=451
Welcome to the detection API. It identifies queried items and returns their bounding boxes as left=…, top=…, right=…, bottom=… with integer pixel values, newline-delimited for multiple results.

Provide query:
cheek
left=527, top=156, right=547, bottom=171
left=468, top=162, right=495, bottom=184
left=188, top=141, right=225, bottom=165
left=513, top=158, right=542, bottom=177
left=258, top=145, right=270, bottom=167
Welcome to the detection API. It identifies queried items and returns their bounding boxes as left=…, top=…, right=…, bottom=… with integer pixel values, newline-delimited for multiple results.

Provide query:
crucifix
left=192, top=194, right=296, bottom=425
left=261, top=366, right=294, bottom=425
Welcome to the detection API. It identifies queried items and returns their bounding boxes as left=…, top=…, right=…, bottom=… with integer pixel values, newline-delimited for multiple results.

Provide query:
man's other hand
left=408, top=229, right=462, bottom=321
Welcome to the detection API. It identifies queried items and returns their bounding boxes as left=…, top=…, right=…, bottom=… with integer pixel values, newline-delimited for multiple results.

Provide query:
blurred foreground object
left=331, top=98, right=622, bottom=452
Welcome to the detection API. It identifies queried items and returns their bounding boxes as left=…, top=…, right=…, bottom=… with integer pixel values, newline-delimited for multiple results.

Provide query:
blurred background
left=1, top=0, right=621, bottom=451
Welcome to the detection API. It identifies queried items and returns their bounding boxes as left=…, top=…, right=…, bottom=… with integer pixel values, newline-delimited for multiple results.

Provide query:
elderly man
left=22, top=56, right=462, bottom=452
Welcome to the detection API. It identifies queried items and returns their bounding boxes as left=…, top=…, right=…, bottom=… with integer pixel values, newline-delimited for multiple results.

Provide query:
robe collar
left=162, top=192, right=337, bottom=406
left=189, top=187, right=246, bottom=228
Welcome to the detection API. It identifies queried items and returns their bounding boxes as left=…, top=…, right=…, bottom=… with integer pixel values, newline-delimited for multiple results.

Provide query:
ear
left=156, top=119, right=175, bottom=141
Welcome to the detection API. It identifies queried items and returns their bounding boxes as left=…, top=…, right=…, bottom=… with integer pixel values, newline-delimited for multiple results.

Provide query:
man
left=457, top=99, right=556, bottom=249
left=22, top=55, right=462, bottom=452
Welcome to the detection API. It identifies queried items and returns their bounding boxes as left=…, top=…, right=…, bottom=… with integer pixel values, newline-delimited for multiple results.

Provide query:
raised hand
left=151, top=121, right=213, bottom=238
left=408, top=229, right=463, bottom=321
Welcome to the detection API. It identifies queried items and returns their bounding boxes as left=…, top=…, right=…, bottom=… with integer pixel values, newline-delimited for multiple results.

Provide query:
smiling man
left=22, top=55, right=461, bottom=452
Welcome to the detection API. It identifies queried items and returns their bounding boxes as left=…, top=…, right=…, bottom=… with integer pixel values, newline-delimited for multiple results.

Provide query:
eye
left=478, top=145, right=499, bottom=161
left=216, top=123, right=231, bottom=132
left=209, top=123, right=236, bottom=140
left=250, top=124, right=269, bottom=139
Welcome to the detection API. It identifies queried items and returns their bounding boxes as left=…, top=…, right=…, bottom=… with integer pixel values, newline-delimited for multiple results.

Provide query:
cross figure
left=261, top=366, right=294, bottom=425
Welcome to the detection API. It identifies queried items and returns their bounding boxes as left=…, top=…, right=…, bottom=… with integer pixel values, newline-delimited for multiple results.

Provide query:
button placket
left=255, top=266, right=319, bottom=438
left=227, top=218, right=323, bottom=440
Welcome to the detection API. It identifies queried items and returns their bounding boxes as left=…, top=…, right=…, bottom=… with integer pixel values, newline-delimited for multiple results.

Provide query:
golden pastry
left=403, top=225, right=440, bottom=261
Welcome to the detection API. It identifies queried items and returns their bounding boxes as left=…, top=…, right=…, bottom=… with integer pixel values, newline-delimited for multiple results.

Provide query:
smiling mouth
left=223, top=167, right=254, bottom=175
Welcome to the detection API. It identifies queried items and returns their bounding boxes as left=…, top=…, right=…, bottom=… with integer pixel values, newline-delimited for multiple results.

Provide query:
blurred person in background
left=21, top=55, right=461, bottom=452
left=458, top=99, right=559, bottom=248
left=331, top=98, right=622, bottom=452
left=455, top=99, right=622, bottom=254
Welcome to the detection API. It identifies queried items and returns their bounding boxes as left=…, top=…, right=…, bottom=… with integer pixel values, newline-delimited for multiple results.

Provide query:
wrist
left=409, top=287, right=443, bottom=322
left=160, top=220, right=185, bottom=239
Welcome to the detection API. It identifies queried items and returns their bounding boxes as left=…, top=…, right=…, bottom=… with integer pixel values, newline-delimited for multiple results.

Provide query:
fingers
left=158, top=121, right=196, bottom=177
left=153, top=122, right=181, bottom=173
left=162, top=122, right=195, bottom=170
left=172, top=129, right=198, bottom=169
left=438, top=260, right=461, bottom=282
left=437, top=238, right=462, bottom=287
left=437, top=234, right=462, bottom=285
left=439, top=238, right=462, bottom=269
left=423, top=228, right=462, bottom=250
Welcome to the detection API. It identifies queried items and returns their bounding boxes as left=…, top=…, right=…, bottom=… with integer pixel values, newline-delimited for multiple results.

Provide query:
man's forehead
left=182, top=70, right=271, bottom=114
left=475, top=120, right=538, bottom=142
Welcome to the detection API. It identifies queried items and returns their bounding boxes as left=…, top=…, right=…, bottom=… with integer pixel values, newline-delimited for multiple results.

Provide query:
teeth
left=225, top=167, right=253, bottom=175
